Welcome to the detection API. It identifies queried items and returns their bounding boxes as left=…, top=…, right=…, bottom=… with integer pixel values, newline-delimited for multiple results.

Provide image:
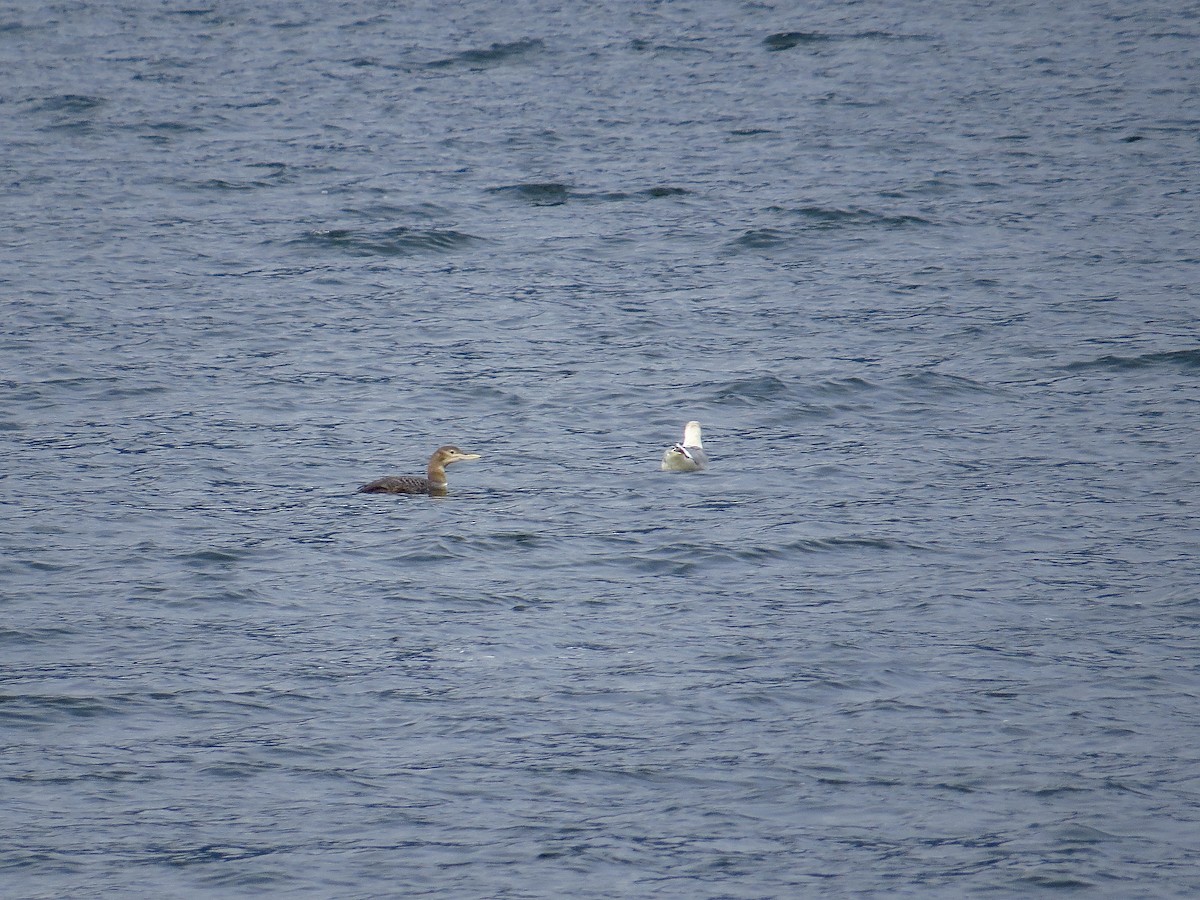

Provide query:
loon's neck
left=426, top=458, right=448, bottom=486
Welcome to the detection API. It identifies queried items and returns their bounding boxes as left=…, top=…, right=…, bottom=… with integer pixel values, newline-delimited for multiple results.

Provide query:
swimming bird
left=661, top=421, right=708, bottom=472
left=358, top=445, right=481, bottom=495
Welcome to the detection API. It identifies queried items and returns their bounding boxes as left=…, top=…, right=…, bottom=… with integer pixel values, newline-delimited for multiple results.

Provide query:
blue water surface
left=2, top=1, right=1198, bottom=896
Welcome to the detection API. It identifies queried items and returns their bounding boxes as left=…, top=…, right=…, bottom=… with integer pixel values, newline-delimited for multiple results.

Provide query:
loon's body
left=661, top=421, right=708, bottom=472
left=358, top=445, right=481, bottom=495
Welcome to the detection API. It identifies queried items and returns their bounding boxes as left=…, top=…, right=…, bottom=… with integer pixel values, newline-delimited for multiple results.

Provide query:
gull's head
left=667, top=444, right=694, bottom=463
left=661, top=442, right=701, bottom=472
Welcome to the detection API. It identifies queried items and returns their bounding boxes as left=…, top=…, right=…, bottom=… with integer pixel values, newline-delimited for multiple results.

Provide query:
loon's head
left=433, top=445, right=482, bottom=465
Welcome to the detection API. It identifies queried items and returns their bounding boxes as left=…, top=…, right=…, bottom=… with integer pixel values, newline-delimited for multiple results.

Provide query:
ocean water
left=2, top=0, right=1199, bottom=896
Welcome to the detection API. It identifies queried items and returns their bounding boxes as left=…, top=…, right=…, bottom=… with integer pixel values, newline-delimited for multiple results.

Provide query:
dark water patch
left=739, top=229, right=796, bottom=250
left=880, top=178, right=961, bottom=199
left=489, top=182, right=690, bottom=206
left=619, top=552, right=699, bottom=577
left=640, top=186, right=691, bottom=199
left=1015, top=872, right=1098, bottom=891
left=452, top=531, right=548, bottom=551
left=627, top=38, right=711, bottom=56
left=195, top=168, right=294, bottom=192
left=679, top=535, right=935, bottom=560
left=1063, top=348, right=1200, bottom=373
left=773, top=205, right=934, bottom=229
left=344, top=200, right=451, bottom=220
left=728, top=228, right=790, bottom=250
left=15, top=556, right=69, bottom=574
left=193, top=178, right=256, bottom=192
left=26, top=94, right=105, bottom=115
left=221, top=97, right=280, bottom=111
left=714, top=374, right=874, bottom=408
left=170, top=8, right=222, bottom=20
left=763, top=31, right=918, bottom=51
left=715, top=374, right=791, bottom=403
left=489, top=182, right=573, bottom=206
left=0, top=693, right=124, bottom=724
left=763, top=32, right=834, bottom=51
left=131, top=68, right=189, bottom=86
left=247, top=161, right=291, bottom=177
left=0, top=626, right=77, bottom=646
left=156, top=843, right=277, bottom=866
left=647, top=541, right=773, bottom=567
left=374, top=545, right=463, bottom=565
left=0, top=21, right=42, bottom=35
left=728, top=208, right=930, bottom=252
left=810, top=376, right=879, bottom=397
left=135, top=120, right=206, bottom=144
left=25, top=94, right=106, bottom=132
left=798, top=535, right=927, bottom=553
left=428, top=39, right=544, bottom=69
left=291, top=227, right=482, bottom=257
left=588, top=186, right=693, bottom=203
left=178, top=547, right=255, bottom=568
left=894, top=371, right=1000, bottom=398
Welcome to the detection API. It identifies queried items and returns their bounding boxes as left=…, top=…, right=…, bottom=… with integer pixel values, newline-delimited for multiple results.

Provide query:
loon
left=661, top=421, right=708, bottom=472
left=358, top=445, right=481, bottom=495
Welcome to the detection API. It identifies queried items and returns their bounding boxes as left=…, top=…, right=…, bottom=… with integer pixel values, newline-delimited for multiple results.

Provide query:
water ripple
left=290, top=227, right=483, bottom=256
left=428, top=38, right=545, bottom=69
left=489, top=182, right=691, bottom=206
left=1064, top=348, right=1200, bottom=372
